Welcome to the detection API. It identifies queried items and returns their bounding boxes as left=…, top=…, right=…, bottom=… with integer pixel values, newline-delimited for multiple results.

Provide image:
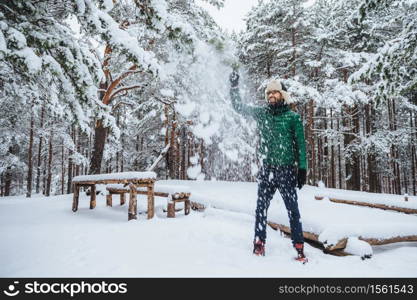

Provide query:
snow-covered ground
left=1, top=180, right=416, bottom=277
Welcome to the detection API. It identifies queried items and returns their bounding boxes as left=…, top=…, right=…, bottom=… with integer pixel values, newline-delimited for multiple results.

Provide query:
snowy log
left=268, top=221, right=417, bottom=253
left=344, top=237, right=373, bottom=260
left=328, top=197, right=417, bottom=214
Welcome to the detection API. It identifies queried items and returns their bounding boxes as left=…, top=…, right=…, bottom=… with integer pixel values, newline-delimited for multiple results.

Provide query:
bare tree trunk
left=4, top=167, right=12, bottom=196
left=366, top=103, right=377, bottom=193
left=46, top=128, right=54, bottom=196
left=42, top=151, right=47, bottom=195
left=26, top=110, right=34, bottom=198
left=200, top=139, right=205, bottom=176
left=90, top=119, right=107, bottom=175
left=410, top=111, right=416, bottom=195
left=75, top=127, right=81, bottom=177
left=169, top=111, right=178, bottom=179
left=391, top=100, right=401, bottom=194
left=291, top=27, right=297, bottom=77
left=352, top=104, right=361, bottom=190
left=322, top=109, right=328, bottom=187
left=164, top=105, right=170, bottom=179
left=35, top=104, right=45, bottom=194
left=337, top=113, right=342, bottom=189
left=67, top=126, right=74, bottom=194
left=342, top=68, right=361, bottom=191
left=61, top=140, right=65, bottom=194
left=0, top=173, right=4, bottom=196
left=180, top=126, right=187, bottom=179
left=330, top=108, right=335, bottom=188
left=307, top=100, right=315, bottom=185
left=120, top=113, right=126, bottom=172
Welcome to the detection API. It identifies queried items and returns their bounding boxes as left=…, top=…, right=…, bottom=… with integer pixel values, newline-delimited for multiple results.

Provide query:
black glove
left=229, top=70, right=239, bottom=87
left=297, top=169, right=306, bottom=189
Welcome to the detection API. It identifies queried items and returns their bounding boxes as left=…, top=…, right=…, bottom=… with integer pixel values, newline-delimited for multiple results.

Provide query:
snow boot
left=253, top=240, right=265, bottom=256
left=294, top=243, right=308, bottom=264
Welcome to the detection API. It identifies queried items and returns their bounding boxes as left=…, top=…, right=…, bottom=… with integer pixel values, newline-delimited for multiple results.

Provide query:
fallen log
left=328, top=197, right=417, bottom=214
left=267, top=221, right=417, bottom=253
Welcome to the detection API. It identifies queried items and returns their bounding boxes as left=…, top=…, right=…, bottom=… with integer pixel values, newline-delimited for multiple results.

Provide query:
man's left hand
left=297, top=169, right=306, bottom=189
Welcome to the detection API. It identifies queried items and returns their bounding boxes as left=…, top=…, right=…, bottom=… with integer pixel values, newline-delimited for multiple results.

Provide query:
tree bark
left=180, top=125, right=187, bottom=179
left=61, top=140, right=65, bottom=194
left=4, top=167, right=12, bottom=196
left=337, top=111, right=342, bottom=189
left=410, top=111, right=416, bottom=195
left=42, top=154, right=47, bottom=195
left=330, top=108, right=335, bottom=188
left=352, top=104, right=361, bottom=190
left=89, top=119, right=107, bottom=175
left=307, top=100, right=315, bottom=185
left=26, top=110, right=34, bottom=198
left=35, top=103, right=45, bottom=194
left=0, top=173, right=4, bottom=196
left=46, top=128, right=53, bottom=196
left=67, top=126, right=74, bottom=194
left=169, top=113, right=178, bottom=179
left=75, top=127, right=81, bottom=177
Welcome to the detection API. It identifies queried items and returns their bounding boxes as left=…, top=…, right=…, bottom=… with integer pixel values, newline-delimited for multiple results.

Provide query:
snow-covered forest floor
left=1, top=181, right=416, bottom=277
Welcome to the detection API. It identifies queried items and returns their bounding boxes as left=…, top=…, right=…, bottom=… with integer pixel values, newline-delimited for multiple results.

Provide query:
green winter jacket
left=230, top=87, right=307, bottom=169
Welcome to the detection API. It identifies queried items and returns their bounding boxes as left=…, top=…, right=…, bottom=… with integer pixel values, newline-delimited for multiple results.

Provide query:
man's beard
left=268, top=99, right=285, bottom=109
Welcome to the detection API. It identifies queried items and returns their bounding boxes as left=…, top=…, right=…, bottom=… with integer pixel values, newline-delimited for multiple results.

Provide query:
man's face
left=267, top=90, right=283, bottom=104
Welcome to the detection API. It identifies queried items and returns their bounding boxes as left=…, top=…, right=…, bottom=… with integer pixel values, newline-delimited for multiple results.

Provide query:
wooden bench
left=72, top=171, right=156, bottom=220
left=106, top=184, right=191, bottom=218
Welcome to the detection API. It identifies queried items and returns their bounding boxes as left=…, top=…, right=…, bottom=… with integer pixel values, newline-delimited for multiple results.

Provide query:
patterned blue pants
left=254, top=165, right=304, bottom=245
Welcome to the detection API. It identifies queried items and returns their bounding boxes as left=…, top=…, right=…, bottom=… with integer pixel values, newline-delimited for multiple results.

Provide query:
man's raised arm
left=229, top=70, right=261, bottom=118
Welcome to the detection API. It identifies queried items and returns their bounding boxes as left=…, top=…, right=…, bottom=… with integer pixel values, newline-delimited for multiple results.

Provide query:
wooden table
left=72, top=172, right=156, bottom=220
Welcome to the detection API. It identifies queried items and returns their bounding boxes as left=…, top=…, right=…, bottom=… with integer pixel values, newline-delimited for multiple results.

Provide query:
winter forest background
left=0, top=0, right=416, bottom=198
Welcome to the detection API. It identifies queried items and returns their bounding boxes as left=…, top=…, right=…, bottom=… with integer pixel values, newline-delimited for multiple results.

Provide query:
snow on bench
left=73, top=171, right=157, bottom=183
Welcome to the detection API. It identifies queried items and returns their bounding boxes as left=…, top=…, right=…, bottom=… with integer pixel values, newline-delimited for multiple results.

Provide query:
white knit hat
left=265, top=79, right=292, bottom=104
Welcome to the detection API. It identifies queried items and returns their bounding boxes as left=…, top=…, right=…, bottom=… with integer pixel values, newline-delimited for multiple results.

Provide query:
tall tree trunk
left=307, top=100, right=315, bottom=185
left=42, top=154, right=47, bottom=195
left=180, top=125, right=187, bottom=179
left=410, top=111, right=416, bottom=195
left=0, top=173, right=4, bottom=196
left=342, top=68, right=361, bottom=191
left=330, top=108, right=335, bottom=188
left=35, top=104, right=45, bottom=194
left=391, top=100, right=401, bottom=194
left=366, top=103, right=378, bottom=193
left=120, top=127, right=125, bottom=172
left=291, top=27, right=297, bottom=77
left=75, top=127, right=81, bottom=177
left=199, top=139, right=205, bottom=176
left=61, top=140, right=65, bottom=194
left=169, top=112, right=178, bottom=179
left=90, top=119, right=107, bottom=175
left=116, top=111, right=120, bottom=172
left=67, top=126, right=74, bottom=194
left=337, top=113, right=342, bottom=189
left=323, top=109, right=328, bottom=187
left=26, top=110, right=34, bottom=198
left=46, top=129, right=53, bottom=196
left=352, top=104, right=361, bottom=190
left=4, top=167, right=12, bottom=196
